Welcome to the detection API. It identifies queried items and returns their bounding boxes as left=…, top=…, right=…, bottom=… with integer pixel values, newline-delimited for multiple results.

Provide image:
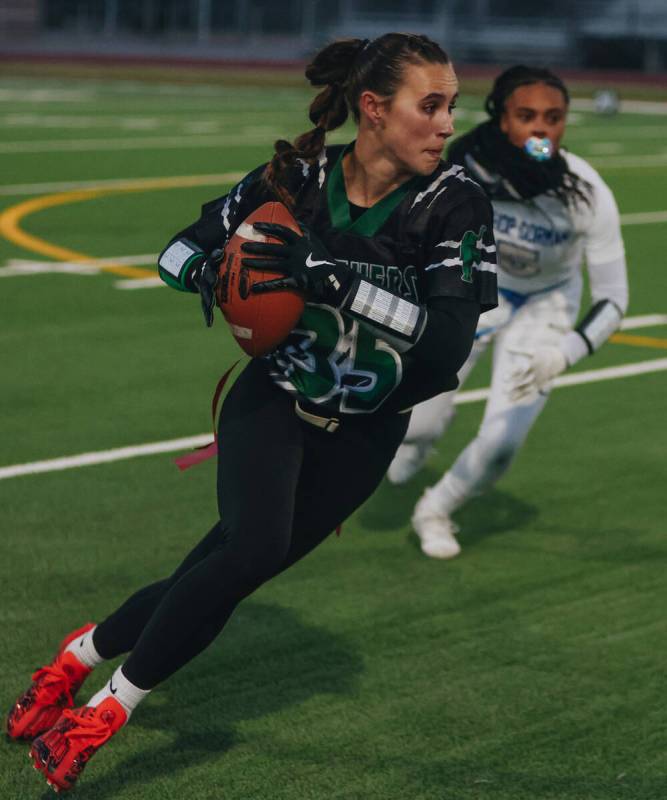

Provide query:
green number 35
left=283, top=305, right=401, bottom=413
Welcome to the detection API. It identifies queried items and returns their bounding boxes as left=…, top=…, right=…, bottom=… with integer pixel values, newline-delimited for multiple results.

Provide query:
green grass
left=1, top=69, right=667, bottom=800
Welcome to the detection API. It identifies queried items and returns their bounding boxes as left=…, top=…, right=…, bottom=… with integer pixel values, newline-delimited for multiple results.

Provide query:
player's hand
left=192, top=248, right=224, bottom=327
left=240, top=222, right=353, bottom=306
left=508, top=345, right=568, bottom=401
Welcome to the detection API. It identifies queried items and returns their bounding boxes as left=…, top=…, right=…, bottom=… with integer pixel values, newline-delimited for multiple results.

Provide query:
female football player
left=387, top=65, right=629, bottom=559
left=8, top=34, right=497, bottom=791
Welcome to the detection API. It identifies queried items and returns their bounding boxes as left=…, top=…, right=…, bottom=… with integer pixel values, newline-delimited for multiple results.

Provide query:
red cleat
left=6, top=623, right=95, bottom=741
left=30, top=697, right=127, bottom=792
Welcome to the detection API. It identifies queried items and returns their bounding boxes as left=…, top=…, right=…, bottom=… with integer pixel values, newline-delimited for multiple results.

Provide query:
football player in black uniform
left=10, top=33, right=497, bottom=791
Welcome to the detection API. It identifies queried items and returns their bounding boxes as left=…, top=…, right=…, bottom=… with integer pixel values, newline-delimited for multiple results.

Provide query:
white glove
left=508, top=345, right=568, bottom=402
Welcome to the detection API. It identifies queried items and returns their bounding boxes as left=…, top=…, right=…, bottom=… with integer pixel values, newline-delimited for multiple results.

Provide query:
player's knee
left=477, top=425, right=523, bottom=478
left=488, top=444, right=517, bottom=475
left=214, top=518, right=291, bottom=585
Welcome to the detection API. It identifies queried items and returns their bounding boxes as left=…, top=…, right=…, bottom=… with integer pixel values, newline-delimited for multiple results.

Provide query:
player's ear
left=358, top=90, right=387, bottom=128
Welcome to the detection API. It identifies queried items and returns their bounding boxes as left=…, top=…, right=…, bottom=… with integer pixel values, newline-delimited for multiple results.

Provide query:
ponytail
left=263, top=38, right=366, bottom=208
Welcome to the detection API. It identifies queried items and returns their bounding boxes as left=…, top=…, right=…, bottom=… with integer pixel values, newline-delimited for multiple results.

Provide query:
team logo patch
left=460, top=226, right=486, bottom=284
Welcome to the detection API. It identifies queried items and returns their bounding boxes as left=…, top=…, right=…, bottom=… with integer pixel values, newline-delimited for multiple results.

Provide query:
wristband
left=342, top=277, right=427, bottom=352
left=158, top=238, right=205, bottom=292
left=575, top=299, right=623, bottom=355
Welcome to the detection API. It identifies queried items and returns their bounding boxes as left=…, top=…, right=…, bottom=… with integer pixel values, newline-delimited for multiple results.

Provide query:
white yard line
left=568, top=125, right=667, bottom=138
left=0, top=254, right=157, bottom=277
left=589, top=153, right=667, bottom=169
left=1, top=357, right=666, bottom=481
left=115, top=277, right=164, bottom=289
left=0, top=134, right=274, bottom=154
left=2, top=135, right=666, bottom=163
left=571, top=98, right=667, bottom=116
left=0, top=435, right=214, bottom=480
left=451, top=357, right=667, bottom=405
left=620, top=314, right=667, bottom=329
left=619, top=210, right=667, bottom=225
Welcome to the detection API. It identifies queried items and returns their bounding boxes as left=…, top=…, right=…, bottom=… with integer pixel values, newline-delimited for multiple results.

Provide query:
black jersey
left=160, top=143, right=498, bottom=416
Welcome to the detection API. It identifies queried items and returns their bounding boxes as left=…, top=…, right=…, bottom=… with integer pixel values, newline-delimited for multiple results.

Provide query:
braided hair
left=449, top=65, right=591, bottom=207
left=263, top=33, right=450, bottom=207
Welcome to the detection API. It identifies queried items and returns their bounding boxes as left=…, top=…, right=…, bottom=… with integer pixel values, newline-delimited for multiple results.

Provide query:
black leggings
left=93, top=360, right=409, bottom=688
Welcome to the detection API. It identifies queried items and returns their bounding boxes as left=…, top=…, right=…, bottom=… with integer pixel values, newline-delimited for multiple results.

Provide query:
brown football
left=216, top=202, right=305, bottom=357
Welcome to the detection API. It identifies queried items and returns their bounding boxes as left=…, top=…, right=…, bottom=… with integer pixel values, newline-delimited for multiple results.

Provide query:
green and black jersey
left=159, top=143, right=498, bottom=416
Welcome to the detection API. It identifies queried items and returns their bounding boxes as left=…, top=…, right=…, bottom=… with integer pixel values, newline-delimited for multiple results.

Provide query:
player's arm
left=511, top=173, right=628, bottom=400
left=157, top=165, right=267, bottom=295
left=378, top=195, right=498, bottom=408
left=561, top=176, right=628, bottom=365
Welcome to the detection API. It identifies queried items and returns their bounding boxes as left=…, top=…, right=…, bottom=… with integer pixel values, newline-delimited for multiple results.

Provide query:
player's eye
left=423, top=104, right=436, bottom=114
left=448, top=102, right=457, bottom=113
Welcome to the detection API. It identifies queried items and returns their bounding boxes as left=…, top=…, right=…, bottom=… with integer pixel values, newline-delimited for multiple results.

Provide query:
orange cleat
left=6, top=623, right=96, bottom=741
left=30, top=697, right=127, bottom=792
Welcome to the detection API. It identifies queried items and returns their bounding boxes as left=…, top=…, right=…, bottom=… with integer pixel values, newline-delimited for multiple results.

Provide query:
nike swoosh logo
left=109, top=679, right=117, bottom=695
left=305, top=253, right=335, bottom=269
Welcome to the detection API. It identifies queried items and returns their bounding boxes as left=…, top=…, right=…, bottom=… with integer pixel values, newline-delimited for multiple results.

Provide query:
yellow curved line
left=0, top=174, right=242, bottom=280
left=0, top=188, right=156, bottom=279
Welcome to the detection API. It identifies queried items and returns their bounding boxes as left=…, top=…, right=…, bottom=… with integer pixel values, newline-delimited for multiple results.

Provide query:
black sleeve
left=382, top=294, right=479, bottom=412
left=157, top=164, right=269, bottom=292
left=422, top=195, right=498, bottom=312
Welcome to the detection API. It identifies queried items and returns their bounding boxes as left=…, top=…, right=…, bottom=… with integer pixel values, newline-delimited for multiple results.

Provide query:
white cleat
left=387, top=442, right=433, bottom=484
left=412, top=489, right=461, bottom=559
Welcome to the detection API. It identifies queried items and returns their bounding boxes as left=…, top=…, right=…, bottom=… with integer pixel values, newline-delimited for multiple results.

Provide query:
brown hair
left=263, top=33, right=450, bottom=207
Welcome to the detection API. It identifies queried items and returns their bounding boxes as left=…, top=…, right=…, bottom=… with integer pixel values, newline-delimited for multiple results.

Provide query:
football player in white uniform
left=388, top=65, right=629, bottom=558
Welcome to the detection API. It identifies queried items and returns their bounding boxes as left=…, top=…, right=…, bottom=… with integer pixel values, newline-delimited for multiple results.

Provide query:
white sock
left=64, top=626, right=105, bottom=669
left=86, top=666, right=151, bottom=719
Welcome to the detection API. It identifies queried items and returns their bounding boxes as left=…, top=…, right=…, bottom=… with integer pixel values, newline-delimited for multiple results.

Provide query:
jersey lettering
left=334, top=259, right=419, bottom=303
left=495, top=213, right=570, bottom=247
left=272, top=305, right=401, bottom=413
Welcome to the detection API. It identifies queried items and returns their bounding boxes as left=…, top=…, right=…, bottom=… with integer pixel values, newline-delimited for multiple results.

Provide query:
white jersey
left=491, top=151, right=625, bottom=296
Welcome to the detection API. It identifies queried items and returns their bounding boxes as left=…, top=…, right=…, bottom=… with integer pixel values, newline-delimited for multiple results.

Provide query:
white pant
left=405, top=277, right=582, bottom=508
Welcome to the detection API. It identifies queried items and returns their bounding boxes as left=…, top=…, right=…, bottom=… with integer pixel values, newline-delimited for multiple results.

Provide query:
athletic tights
left=93, top=359, right=409, bottom=688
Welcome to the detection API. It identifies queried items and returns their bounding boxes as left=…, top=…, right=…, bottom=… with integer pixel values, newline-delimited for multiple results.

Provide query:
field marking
left=620, top=314, right=667, bottom=329
left=0, top=174, right=243, bottom=280
left=619, top=210, right=667, bottom=225
left=589, top=153, right=667, bottom=169
left=571, top=98, right=667, bottom=116
left=0, top=435, right=215, bottom=480
left=0, top=191, right=156, bottom=279
left=0, top=133, right=278, bottom=154
left=586, top=142, right=624, bottom=155
left=2, top=139, right=667, bottom=167
left=0, top=169, right=664, bottom=287
left=0, top=254, right=157, bottom=277
left=453, top=356, right=667, bottom=405
left=1, top=172, right=665, bottom=226
left=115, top=277, right=164, bottom=289
left=0, top=172, right=245, bottom=196
left=610, top=333, right=667, bottom=349
left=1, top=357, right=666, bottom=481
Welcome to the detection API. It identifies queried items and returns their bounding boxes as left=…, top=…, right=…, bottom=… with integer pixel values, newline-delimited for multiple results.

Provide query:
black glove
left=240, top=222, right=353, bottom=306
left=191, top=248, right=224, bottom=327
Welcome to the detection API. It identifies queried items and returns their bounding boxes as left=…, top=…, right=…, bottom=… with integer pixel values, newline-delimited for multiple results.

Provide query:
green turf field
left=1, top=68, right=666, bottom=800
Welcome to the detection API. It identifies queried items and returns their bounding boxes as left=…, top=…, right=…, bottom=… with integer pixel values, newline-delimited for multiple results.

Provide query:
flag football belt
left=295, top=402, right=340, bottom=433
